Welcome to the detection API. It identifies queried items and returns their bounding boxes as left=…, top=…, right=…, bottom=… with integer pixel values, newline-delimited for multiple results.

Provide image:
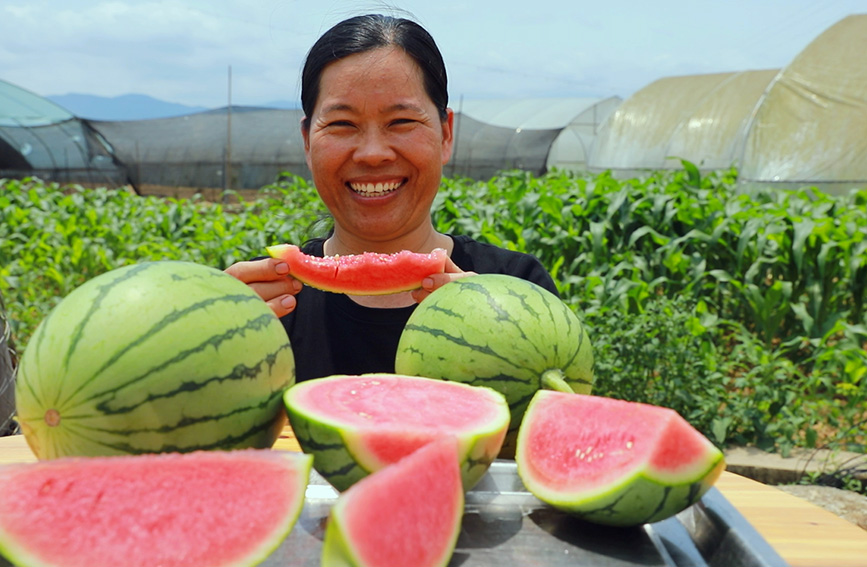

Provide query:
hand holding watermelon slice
left=224, top=255, right=304, bottom=318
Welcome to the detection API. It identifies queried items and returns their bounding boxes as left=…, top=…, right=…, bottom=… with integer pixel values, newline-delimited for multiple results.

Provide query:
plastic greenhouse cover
left=740, top=14, right=867, bottom=190
left=0, top=79, right=73, bottom=127
left=587, top=71, right=777, bottom=172
left=587, top=14, right=867, bottom=194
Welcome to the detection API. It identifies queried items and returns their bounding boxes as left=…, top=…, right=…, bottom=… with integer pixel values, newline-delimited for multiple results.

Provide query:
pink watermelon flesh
left=266, top=244, right=448, bottom=295
left=325, top=437, right=463, bottom=567
left=520, top=392, right=721, bottom=492
left=0, top=450, right=312, bottom=567
left=290, top=374, right=507, bottom=466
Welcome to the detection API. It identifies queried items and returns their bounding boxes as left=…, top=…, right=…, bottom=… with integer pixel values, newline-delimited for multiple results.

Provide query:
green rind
left=0, top=451, right=314, bottom=567
left=286, top=404, right=371, bottom=492
left=14, top=262, right=295, bottom=459
left=283, top=375, right=510, bottom=492
left=395, top=274, right=594, bottom=452
left=320, top=512, right=357, bottom=567
left=522, top=456, right=726, bottom=527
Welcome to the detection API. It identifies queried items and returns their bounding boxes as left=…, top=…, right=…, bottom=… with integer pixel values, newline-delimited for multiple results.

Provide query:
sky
left=1, top=0, right=864, bottom=109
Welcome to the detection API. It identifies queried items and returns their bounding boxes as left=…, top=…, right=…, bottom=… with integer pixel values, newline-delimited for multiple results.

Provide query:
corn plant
left=2, top=167, right=865, bottom=454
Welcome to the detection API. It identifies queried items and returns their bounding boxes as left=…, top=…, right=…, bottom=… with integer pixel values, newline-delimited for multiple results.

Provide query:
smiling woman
left=224, top=13, right=558, bottom=382
left=301, top=46, right=453, bottom=252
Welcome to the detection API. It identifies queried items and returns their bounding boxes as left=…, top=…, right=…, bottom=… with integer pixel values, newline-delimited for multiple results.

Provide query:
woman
left=226, top=14, right=557, bottom=381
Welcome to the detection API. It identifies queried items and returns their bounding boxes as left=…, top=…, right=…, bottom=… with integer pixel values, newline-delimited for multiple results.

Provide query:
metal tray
left=259, top=460, right=788, bottom=567
left=0, top=461, right=788, bottom=567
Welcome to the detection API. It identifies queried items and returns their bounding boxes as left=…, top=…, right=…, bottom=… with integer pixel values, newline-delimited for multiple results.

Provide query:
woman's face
left=302, top=47, right=454, bottom=249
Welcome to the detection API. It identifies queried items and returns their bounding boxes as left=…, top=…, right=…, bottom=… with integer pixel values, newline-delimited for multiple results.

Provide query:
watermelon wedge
left=0, top=450, right=313, bottom=567
left=266, top=244, right=448, bottom=295
left=515, top=391, right=725, bottom=527
left=283, top=374, right=510, bottom=491
left=322, top=437, right=464, bottom=567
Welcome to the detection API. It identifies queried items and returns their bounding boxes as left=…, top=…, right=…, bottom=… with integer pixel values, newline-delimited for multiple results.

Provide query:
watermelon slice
left=283, top=374, right=510, bottom=491
left=265, top=244, right=448, bottom=295
left=0, top=450, right=313, bottom=567
left=515, top=391, right=725, bottom=527
left=322, top=437, right=464, bottom=567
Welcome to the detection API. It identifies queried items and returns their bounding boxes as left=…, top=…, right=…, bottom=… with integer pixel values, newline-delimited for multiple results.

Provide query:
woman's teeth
left=349, top=181, right=402, bottom=196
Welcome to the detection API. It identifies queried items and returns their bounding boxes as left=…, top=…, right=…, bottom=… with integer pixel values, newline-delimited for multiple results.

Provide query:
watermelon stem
left=540, top=369, right=575, bottom=393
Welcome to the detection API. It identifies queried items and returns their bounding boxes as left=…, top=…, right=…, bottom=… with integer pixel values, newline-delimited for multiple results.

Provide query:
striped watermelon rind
left=515, top=391, right=726, bottom=527
left=15, top=261, right=295, bottom=459
left=395, top=274, right=594, bottom=455
left=283, top=374, right=510, bottom=492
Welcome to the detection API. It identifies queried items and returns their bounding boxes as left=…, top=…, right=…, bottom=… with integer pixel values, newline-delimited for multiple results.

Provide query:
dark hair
left=300, top=14, right=449, bottom=128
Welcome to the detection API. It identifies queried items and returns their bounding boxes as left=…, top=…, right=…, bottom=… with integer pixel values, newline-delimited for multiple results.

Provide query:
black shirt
left=281, top=235, right=558, bottom=382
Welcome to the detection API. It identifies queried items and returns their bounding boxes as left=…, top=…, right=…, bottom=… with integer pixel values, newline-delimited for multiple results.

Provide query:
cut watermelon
left=322, top=437, right=464, bottom=567
left=283, top=374, right=510, bottom=491
left=515, top=391, right=725, bottom=527
left=266, top=244, right=448, bottom=295
left=0, top=450, right=312, bottom=567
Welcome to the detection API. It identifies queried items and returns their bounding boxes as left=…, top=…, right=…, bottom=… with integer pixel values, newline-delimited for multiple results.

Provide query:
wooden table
left=2, top=429, right=866, bottom=567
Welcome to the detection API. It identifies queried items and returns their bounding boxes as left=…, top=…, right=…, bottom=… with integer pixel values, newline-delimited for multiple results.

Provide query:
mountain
left=44, top=93, right=300, bottom=121
left=45, top=93, right=210, bottom=121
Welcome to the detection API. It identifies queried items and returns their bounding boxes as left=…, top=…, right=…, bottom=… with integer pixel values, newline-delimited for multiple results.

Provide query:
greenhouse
left=587, top=70, right=779, bottom=174
left=1, top=15, right=865, bottom=194
left=90, top=97, right=620, bottom=190
left=0, top=79, right=128, bottom=188
left=454, top=97, right=622, bottom=173
left=91, top=108, right=310, bottom=192
left=739, top=14, right=867, bottom=193
left=588, top=14, right=867, bottom=194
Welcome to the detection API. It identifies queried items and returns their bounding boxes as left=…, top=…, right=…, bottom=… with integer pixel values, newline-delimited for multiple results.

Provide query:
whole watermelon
left=15, top=261, right=294, bottom=460
left=395, top=274, right=594, bottom=456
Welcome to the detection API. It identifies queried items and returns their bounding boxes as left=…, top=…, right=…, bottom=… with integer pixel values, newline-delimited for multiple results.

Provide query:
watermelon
left=15, top=261, right=294, bottom=460
left=322, top=437, right=463, bottom=567
left=0, top=449, right=313, bottom=567
left=265, top=244, right=447, bottom=295
left=283, top=374, right=509, bottom=491
left=515, top=391, right=726, bottom=527
left=395, top=274, right=594, bottom=456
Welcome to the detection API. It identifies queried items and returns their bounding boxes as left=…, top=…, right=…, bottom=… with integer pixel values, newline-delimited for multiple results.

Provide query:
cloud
left=1, top=1, right=313, bottom=106
left=0, top=0, right=863, bottom=108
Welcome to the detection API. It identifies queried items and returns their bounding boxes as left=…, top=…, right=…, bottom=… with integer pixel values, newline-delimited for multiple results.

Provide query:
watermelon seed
left=44, top=409, right=61, bottom=427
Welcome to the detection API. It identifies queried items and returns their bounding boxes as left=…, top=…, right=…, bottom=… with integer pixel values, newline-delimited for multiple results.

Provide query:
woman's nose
left=352, top=129, right=397, bottom=166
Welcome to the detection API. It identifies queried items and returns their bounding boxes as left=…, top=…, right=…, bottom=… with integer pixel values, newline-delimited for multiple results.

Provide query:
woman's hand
left=224, top=258, right=303, bottom=317
left=411, top=257, right=476, bottom=303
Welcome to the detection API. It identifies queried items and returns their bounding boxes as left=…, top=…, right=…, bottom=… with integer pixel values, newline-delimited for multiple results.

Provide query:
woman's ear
left=441, top=108, right=455, bottom=164
left=300, top=116, right=310, bottom=152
